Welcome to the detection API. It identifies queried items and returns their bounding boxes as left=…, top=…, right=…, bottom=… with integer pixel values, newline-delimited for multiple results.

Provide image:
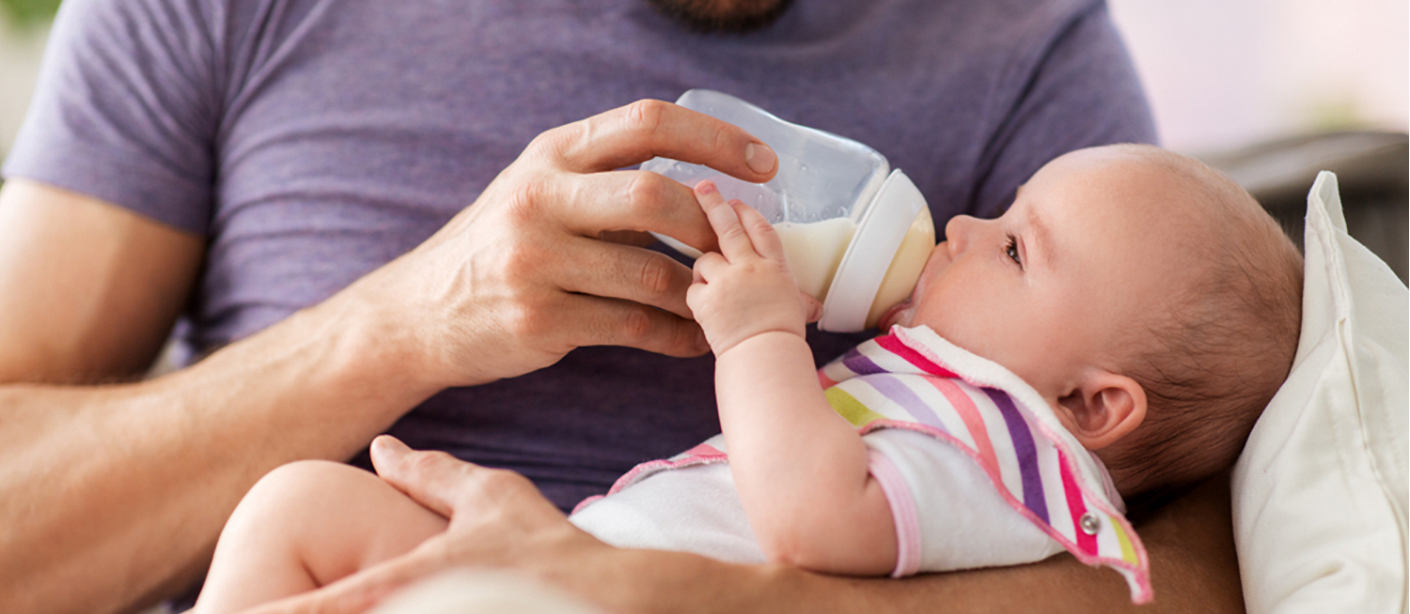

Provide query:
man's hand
left=349, top=101, right=780, bottom=390
left=0, top=101, right=779, bottom=613
left=685, top=180, right=820, bottom=356
left=241, top=438, right=1246, bottom=614
left=240, top=436, right=599, bottom=614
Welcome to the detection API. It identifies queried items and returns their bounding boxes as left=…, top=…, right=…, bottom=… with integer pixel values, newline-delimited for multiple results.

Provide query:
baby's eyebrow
left=1025, top=206, right=1055, bottom=267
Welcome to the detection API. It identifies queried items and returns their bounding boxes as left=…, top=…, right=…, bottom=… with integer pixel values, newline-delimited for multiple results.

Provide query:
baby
left=192, top=144, right=1303, bottom=611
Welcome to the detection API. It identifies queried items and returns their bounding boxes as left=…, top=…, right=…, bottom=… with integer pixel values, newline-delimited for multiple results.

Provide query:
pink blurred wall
left=1110, top=0, right=1408, bottom=153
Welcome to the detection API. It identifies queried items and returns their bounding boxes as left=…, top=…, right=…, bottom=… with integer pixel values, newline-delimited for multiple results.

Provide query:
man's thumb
left=370, top=435, right=457, bottom=518
left=369, top=434, right=412, bottom=475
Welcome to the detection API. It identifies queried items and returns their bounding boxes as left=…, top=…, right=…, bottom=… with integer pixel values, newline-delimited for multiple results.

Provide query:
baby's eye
left=1005, top=234, right=1022, bottom=267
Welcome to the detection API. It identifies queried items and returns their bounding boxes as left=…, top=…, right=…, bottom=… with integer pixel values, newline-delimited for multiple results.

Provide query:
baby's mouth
left=877, top=296, right=913, bottom=332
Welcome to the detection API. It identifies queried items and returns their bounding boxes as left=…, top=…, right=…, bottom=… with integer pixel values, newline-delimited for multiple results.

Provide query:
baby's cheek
left=1000, top=324, right=1076, bottom=391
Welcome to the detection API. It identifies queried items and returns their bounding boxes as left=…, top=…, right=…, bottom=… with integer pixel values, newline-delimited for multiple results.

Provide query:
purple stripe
left=983, top=387, right=1048, bottom=524
left=842, top=348, right=888, bottom=376
left=864, top=376, right=946, bottom=431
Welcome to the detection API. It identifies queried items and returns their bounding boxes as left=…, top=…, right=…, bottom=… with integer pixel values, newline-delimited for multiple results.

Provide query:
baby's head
left=879, top=144, right=1303, bottom=499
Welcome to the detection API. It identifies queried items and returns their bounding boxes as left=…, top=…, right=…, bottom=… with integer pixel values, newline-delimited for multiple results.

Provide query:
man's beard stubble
left=646, top=0, right=795, bottom=34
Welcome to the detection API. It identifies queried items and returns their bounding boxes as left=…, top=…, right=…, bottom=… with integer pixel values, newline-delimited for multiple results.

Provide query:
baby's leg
left=194, top=460, right=448, bottom=614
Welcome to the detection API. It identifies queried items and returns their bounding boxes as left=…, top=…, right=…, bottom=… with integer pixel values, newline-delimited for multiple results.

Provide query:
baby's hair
left=1104, top=145, right=1304, bottom=499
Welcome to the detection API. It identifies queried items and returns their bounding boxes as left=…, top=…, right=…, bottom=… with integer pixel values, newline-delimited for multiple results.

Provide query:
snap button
left=1079, top=513, right=1101, bottom=535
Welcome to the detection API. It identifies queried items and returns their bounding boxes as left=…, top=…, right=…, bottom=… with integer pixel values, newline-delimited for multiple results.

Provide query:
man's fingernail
left=745, top=142, right=776, bottom=174
left=373, top=435, right=409, bottom=457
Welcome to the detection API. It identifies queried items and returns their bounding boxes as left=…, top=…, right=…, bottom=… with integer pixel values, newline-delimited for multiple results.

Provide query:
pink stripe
left=1058, top=450, right=1097, bottom=555
left=603, top=444, right=728, bottom=497
left=926, top=378, right=1001, bottom=479
left=867, top=449, right=921, bottom=577
left=875, top=334, right=958, bottom=378
left=570, top=494, right=604, bottom=516
left=818, top=370, right=838, bottom=389
left=681, top=443, right=726, bottom=460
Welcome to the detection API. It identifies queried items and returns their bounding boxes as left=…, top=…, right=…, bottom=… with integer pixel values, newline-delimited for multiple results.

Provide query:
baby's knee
left=233, top=460, right=376, bottom=525
left=256, top=458, right=365, bottom=495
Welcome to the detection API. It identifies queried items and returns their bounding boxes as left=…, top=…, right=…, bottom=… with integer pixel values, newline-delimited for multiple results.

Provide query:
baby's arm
left=686, top=181, right=897, bottom=576
left=194, top=459, right=447, bottom=614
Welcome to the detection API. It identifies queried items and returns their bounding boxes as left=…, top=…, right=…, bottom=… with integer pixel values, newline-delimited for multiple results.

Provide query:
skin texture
left=687, top=182, right=897, bottom=574
left=0, top=112, right=1244, bottom=611
left=679, top=146, right=1247, bottom=575
left=219, top=151, right=1257, bottom=611
left=192, top=153, right=1233, bottom=604
left=882, top=147, right=1216, bottom=494
left=195, top=181, right=884, bottom=611
left=242, top=438, right=1244, bottom=614
left=0, top=181, right=204, bottom=383
left=194, top=461, right=450, bottom=614
left=0, top=100, right=777, bottom=613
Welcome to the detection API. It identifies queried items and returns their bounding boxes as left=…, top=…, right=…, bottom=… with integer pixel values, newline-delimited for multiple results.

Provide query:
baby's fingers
left=692, top=252, right=727, bottom=284
left=731, top=200, right=786, bottom=264
left=800, top=292, right=823, bottom=323
left=694, top=181, right=756, bottom=262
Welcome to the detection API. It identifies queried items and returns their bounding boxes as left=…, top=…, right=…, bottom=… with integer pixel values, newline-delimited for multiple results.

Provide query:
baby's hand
left=686, top=181, right=822, bottom=356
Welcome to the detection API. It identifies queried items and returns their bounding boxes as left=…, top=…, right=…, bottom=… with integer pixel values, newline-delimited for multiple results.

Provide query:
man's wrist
left=302, top=286, right=447, bottom=405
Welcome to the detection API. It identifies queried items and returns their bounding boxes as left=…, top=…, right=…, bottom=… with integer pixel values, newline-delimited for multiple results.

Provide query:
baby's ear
left=1055, top=371, right=1147, bottom=450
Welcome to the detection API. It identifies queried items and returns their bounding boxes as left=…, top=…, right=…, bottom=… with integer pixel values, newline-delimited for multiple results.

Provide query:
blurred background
left=1111, top=0, right=1405, bottom=154
left=1, top=0, right=1406, bottom=279
left=1109, top=0, right=1408, bottom=283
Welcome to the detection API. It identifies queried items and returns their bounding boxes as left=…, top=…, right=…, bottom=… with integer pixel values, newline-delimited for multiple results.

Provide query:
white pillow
left=1232, top=171, right=1409, bottom=614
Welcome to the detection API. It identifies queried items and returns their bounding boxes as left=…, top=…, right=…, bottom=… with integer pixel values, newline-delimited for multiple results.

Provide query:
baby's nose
left=944, top=215, right=978, bottom=254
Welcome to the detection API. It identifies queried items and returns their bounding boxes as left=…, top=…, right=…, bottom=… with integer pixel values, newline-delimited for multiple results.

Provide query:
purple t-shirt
left=4, top=0, right=1154, bottom=510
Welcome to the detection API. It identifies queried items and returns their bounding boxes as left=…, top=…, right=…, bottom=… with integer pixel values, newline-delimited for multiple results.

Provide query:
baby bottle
left=644, top=89, right=936, bottom=333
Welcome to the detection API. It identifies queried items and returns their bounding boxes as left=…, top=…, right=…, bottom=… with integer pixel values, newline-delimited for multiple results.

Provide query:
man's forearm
left=0, top=294, right=437, bottom=614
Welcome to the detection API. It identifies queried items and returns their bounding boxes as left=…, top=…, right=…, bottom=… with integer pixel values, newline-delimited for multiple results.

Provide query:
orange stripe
left=925, top=378, right=1000, bottom=477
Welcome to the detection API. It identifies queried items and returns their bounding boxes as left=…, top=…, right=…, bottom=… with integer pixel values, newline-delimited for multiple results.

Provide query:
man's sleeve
left=967, top=3, right=1158, bottom=219
left=2, top=0, right=220, bottom=234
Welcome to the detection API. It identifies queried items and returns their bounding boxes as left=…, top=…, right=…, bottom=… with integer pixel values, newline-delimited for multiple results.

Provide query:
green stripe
left=826, top=387, right=888, bottom=427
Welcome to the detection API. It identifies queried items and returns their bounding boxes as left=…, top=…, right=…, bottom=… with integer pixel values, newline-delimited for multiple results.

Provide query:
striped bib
left=820, top=325, right=1152, bottom=603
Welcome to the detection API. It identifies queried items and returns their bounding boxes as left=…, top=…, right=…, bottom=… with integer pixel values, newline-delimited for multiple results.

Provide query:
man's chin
left=646, top=0, right=794, bottom=34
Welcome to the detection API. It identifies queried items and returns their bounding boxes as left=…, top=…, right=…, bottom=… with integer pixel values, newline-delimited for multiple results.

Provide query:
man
left=0, top=0, right=1241, bottom=611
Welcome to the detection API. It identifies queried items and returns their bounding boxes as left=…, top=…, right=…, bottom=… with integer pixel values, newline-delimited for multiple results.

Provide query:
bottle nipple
left=866, top=206, right=935, bottom=328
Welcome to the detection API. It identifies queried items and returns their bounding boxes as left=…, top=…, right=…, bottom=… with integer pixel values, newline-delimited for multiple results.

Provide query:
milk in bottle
left=643, top=90, right=935, bottom=333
